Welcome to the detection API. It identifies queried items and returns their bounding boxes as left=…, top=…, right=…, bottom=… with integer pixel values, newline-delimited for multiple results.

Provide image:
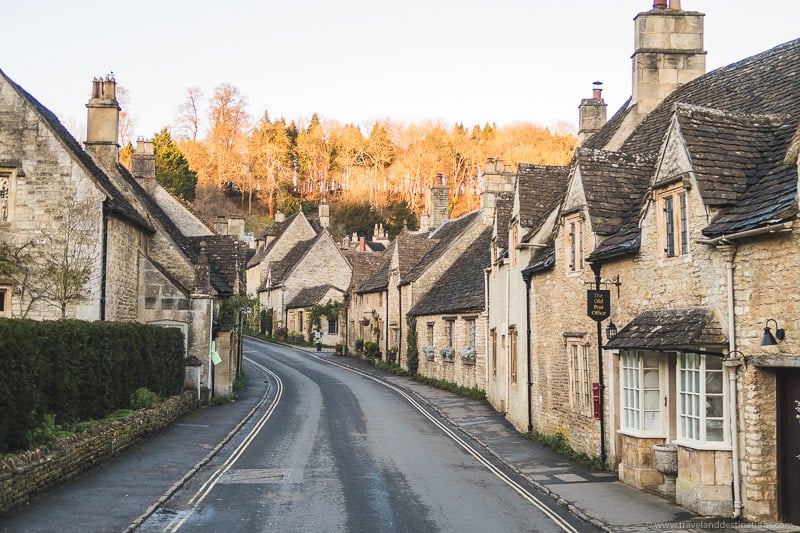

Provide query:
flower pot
left=653, top=443, right=678, bottom=494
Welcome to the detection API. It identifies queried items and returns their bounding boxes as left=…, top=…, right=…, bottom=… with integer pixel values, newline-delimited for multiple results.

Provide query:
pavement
left=311, top=348, right=799, bottom=533
left=2, top=342, right=797, bottom=533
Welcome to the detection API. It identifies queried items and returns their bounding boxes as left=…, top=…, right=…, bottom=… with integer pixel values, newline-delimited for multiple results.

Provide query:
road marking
left=316, top=353, right=581, bottom=533
left=164, top=356, right=283, bottom=532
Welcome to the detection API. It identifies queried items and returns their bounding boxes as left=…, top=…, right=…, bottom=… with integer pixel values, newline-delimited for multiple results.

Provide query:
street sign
left=587, top=289, right=610, bottom=322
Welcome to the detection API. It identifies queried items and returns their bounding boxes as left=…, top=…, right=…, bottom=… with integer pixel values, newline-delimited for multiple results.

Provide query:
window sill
left=617, top=428, right=667, bottom=440
left=672, top=438, right=731, bottom=452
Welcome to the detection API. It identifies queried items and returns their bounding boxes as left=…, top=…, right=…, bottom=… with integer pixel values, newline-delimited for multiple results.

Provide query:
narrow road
left=139, top=338, right=596, bottom=532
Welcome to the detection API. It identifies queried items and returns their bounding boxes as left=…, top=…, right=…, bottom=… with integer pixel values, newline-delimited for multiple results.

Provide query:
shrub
left=364, top=341, right=380, bottom=359
left=130, top=387, right=160, bottom=410
left=354, top=339, right=364, bottom=353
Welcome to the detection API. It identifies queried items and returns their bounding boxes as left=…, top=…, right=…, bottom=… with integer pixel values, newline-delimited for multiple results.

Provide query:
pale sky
left=2, top=1, right=797, bottom=140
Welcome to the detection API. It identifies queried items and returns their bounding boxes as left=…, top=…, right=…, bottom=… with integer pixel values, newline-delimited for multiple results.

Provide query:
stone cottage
left=0, top=72, right=245, bottom=397
left=488, top=1, right=800, bottom=524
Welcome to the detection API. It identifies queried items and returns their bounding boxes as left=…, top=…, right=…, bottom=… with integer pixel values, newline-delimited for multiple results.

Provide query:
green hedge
left=0, top=319, right=185, bottom=454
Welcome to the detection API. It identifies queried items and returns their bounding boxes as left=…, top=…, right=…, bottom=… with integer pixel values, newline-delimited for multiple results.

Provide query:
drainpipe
left=100, top=205, right=109, bottom=320
left=398, top=284, right=403, bottom=362
left=718, top=244, right=743, bottom=519
left=523, top=272, right=533, bottom=433
left=385, top=288, right=389, bottom=356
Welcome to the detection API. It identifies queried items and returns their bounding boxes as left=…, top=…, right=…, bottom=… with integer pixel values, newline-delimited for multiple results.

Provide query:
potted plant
left=275, top=326, right=288, bottom=341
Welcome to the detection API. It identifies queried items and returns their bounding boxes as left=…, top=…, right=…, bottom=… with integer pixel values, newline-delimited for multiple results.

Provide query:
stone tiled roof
left=286, top=284, right=341, bottom=309
left=577, top=148, right=655, bottom=237
left=256, top=214, right=296, bottom=239
left=619, top=39, right=800, bottom=156
left=604, top=308, right=728, bottom=351
left=517, top=164, right=570, bottom=230
left=408, top=228, right=491, bottom=316
left=355, top=245, right=394, bottom=294
left=582, top=98, right=633, bottom=150
left=493, top=192, right=514, bottom=251
left=401, top=211, right=481, bottom=285
left=190, top=235, right=248, bottom=296
left=674, top=105, right=799, bottom=238
left=0, top=69, right=152, bottom=232
left=343, top=251, right=385, bottom=293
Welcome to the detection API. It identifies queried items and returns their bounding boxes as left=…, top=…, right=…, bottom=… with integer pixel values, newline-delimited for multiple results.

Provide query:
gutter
left=694, top=221, right=792, bottom=246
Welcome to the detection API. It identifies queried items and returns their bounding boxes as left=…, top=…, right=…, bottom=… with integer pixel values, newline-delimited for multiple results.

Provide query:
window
left=491, top=329, right=497, bottom=377
left=0, top=168, right=14, bottom=223
left=511, top=223, right=519, bottom=266
left=620, top=351, right=663, bottom=434
left=465, top=319, right=476, bottom=349
left=568, top=341, right=591, bottom=411
left=657, top=186, right=689, bottom=258
left=327, top=317, right=338, bottom=334
left=426, top=322, right=434, bottom=346
left=564, top=213, right=584, bottom=272
left=445, top=319, right=455, bottom=347
left=509, top=327, right=518, bottom=383
left=0, top=285, right=10, bottom=317
left=678, top=353, right=726, bottom=444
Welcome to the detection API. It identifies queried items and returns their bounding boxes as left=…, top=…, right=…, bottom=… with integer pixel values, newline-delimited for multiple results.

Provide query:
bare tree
left=177, top=87, right=203, bottom=142
left=0, top=198, right=99, bottom=318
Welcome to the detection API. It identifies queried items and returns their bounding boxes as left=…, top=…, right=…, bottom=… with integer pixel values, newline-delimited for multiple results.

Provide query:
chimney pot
left=653, top=1, right=668, bottom=8
left=592, top=81, right=603, bottom=99
left=359, top=236, right=366, bottom=252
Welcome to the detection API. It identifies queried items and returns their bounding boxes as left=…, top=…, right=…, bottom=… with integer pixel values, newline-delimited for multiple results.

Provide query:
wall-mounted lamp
left=606, top=321, right=617, bottom=342
left=760, top=319, right=785, bottom=346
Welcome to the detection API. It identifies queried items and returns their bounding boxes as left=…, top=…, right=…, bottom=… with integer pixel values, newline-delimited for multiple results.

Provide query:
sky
left=2, top=1, right=798, bottom=141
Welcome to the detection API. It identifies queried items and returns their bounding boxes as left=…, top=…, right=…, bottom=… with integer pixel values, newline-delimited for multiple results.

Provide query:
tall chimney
left=85, top=75, right=121, bottom=172
left=429, top=174, right=450, bottom=229
left=578, top=82, right=608, bottom=146
left=131, top=137, right=156, bottom=180
left=632, top=2, right=705, bottom=114
left=318, top=197, right=330, bottom=229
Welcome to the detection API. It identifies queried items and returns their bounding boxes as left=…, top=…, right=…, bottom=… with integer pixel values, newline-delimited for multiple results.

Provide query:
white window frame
left=676, top=352, right=728, bottom=449
left=619, top=350, right=666, bottom=437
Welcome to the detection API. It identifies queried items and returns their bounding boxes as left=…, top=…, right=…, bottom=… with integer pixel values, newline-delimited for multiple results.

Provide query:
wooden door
left=777, top=368, right=800, bottom=525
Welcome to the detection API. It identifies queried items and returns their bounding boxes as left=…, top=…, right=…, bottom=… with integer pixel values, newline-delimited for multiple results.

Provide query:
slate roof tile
left=604, top=308, right=728, bottom=351
left=401, top=211, right=480, bottom=285
left=408, top=228, right=492, bottom=316
left=286, top=284, right=340, bottom=309
left=517, top=164, right=570, bottom=231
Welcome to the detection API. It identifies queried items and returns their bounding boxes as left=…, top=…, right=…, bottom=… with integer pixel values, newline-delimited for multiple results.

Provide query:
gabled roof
left=0, top=69, right=152, bottom=232
left=522, top=243, right=556, bottom=278
left=604, top=308, right=727, bottom=352
left=248, top=212, right=319, bottom=268
left=408, top=228, right=492, bottom=316
left=286, top=284, right=343, bottom=310
left=576, top=148, right=655, bottom=237
left=517, top=164, right=570, bottom=230
left=582, top=98, right=633, bottom=151
left=400, top=210, right=481, bottom=285
left=673, top=105, right=798, bottom=238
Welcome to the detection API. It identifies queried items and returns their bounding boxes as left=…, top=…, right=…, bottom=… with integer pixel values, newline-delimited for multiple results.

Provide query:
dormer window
left=657, top=185, right=689, bottom=259
left=563, top=211, right=584, bottom=273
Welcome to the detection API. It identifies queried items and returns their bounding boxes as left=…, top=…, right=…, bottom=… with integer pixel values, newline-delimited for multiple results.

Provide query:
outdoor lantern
left=606, top=321, right=617, bottom=342
left=760, top=318, right=785, bottom=346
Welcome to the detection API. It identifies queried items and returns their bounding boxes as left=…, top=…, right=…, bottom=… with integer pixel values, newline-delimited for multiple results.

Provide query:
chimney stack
left=428, top=175, right=449, bottom=229
left=632, top=2, right=705, bottom=114
left=578, top=82, right=608, bottom=146
left=131, top=137, right=156, bottom=180
left=359, top=236, right=366, bottom=252
left=318, top=197, right=330, bottom=229
left=85, top=75, right=121, bottom=172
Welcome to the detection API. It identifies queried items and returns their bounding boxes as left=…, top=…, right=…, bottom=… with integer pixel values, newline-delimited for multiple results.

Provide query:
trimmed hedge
left=0, top=319, right=185, bottom=454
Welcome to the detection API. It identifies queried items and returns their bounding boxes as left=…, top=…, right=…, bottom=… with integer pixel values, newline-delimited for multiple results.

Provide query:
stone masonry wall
left=0, top=391, right=196, bottom=515
left=416, top=312, right=487, bottom=390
